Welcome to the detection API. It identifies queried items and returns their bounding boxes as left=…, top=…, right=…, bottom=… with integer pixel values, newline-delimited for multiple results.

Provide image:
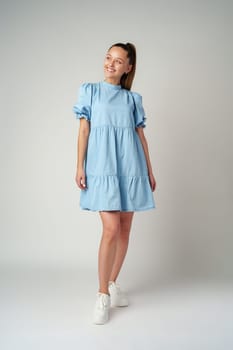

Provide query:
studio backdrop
left=0, top=0, right=232, bottom=283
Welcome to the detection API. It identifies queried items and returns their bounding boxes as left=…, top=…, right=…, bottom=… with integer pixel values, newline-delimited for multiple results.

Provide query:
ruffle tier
left=80, top=174, right=155, bottom=212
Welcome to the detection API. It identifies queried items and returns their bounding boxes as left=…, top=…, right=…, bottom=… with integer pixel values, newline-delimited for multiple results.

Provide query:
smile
left=106, top=67, right=116, bottom=72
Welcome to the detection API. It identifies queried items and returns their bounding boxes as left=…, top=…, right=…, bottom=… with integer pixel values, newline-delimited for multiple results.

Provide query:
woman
left=73, top=42, right=156, bottom=324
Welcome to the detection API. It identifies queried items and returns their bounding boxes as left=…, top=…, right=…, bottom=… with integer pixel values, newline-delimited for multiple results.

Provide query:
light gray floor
left=0, top=268, right=233, bottom=350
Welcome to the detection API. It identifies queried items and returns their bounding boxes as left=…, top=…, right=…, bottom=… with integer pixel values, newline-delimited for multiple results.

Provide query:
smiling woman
left=73, top=42, right=156, bottom=325
left=103, top=43, right=136, bottom=90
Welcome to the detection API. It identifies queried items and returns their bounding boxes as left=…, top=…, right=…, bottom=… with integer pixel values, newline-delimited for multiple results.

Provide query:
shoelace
left=115, top=284, right=122, bottom=295
left=98, top=294, right=109, bottom=309
left=110, top=282, right=124, bottom=296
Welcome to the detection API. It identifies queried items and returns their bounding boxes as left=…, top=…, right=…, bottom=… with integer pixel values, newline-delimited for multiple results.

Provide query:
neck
left=104, top=78, right=121, bottom=86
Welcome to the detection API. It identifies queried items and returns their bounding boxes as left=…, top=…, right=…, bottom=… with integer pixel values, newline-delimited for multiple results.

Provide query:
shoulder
left=127, top=89, right=143, bottom=100
left=79, top=82, right=99, bottom=95
left=130, top=90, right=142, bottom=98
left=79, top=82, right=95, bottom=92
left=127, top=90, right=143, bottom=105
left=78, top=82, right=99, bottom=99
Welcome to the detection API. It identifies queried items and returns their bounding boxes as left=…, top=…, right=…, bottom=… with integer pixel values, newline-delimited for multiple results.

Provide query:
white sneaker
left=93, top=293, right=110, bottom=325
left=108, top=281, right=129, bottom=307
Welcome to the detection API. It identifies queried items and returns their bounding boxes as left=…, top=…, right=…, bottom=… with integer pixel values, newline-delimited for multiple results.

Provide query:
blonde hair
left=109, top=42, right=136, bottom=91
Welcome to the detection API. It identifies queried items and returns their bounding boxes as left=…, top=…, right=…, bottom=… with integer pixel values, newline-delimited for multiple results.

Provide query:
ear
left=125, top=64, right=133, bottom=74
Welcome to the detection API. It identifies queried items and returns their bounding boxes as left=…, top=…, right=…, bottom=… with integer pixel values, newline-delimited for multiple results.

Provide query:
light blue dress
left=73, top=81, right=155, bottom=212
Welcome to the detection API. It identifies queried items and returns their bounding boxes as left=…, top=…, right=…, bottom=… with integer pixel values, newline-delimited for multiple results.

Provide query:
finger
left=75, top=176, right=80, bottom=188
left=81, top=176, right=86, bottom=188
left=149, top=178, right=154, bottom=191
left=77, top=177, right=84, bottom=189
left=151, top=180, right=155, bottom=192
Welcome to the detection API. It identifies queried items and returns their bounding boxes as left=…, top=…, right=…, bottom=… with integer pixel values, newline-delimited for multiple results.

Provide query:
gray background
left=1, top=0, right=232, bottom=279
left=0, top=0, right=233, bottom=349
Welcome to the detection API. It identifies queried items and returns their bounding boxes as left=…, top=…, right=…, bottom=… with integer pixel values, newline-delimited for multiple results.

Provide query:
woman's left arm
left=136, top=127, right=156, bottom=192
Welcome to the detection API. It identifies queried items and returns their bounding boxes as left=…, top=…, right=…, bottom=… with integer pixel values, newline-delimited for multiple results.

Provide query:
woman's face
left=104, top=46, right=132, bottom=84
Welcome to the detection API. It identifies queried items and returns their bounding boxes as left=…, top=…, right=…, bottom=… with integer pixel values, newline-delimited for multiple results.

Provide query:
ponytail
left=109, top=42, right=136, bottom=90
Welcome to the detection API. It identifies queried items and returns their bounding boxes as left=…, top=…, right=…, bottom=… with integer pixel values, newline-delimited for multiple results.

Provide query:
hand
left=75, top=168, right=87, bottom=190
left=149, top=172, right=156, bottom=192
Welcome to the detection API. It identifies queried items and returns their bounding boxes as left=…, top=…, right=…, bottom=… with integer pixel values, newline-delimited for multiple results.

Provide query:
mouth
left=105, top=67, right=116, bottom=73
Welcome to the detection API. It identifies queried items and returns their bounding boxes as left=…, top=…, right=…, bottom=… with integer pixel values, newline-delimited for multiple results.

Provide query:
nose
left=108, top=58, right=114, bottom=66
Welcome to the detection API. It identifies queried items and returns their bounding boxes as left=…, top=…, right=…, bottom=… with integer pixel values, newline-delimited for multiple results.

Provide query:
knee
left=103, top=223, right=120, bottom=242
left=120, top=221, right=131, bottom=238
left=120, top=227, right=130, bottom=242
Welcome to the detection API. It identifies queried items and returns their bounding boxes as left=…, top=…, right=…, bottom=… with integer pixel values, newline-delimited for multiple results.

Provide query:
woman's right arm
left=75, top=118, right=90, bottom=190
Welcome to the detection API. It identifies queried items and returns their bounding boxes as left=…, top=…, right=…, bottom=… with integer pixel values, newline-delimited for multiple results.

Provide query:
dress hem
left=79, top=205, right=156, bottom=212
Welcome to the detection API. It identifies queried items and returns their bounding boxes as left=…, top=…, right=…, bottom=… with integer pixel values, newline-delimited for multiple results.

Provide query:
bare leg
left=98, top=211, right=121, bottom=294
left=109, top=212, right=134, bottom=282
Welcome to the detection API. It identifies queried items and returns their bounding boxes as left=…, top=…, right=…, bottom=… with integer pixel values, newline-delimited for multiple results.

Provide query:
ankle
left=109, top=280, right=116, bottom=285
left=99, top=290, right=110, bottom=296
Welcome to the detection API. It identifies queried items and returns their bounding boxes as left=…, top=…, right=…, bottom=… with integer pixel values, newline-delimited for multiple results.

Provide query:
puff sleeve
left=132, top=92, right=146, bottom=128
left=73, top=83, right=92, bottom=121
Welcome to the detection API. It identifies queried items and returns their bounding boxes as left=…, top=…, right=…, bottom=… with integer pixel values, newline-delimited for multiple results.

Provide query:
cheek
left=118, top=64, right=126, bottom=73
left=123, top=63, right=130, bottom=71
